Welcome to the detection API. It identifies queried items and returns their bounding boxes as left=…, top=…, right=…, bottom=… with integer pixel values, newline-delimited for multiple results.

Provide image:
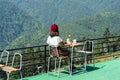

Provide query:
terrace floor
left=17, top=58, right=120, bottom=80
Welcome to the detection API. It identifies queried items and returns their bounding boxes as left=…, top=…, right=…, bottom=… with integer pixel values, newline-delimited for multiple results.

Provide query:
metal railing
left=0, top=36, right=120, bottom=79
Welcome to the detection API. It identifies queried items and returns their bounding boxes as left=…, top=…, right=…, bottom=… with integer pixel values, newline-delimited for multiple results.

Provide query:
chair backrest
left=12, top=53, right=22, bottom=70
left=82, top=40, right=94, bottom=53
left=0, top=50, right=9, bottom=66
left=49, top=45, right=59, bottom=57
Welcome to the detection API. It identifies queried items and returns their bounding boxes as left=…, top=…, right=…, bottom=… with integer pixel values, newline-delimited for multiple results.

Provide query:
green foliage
left=0, top=0, right=120, bottom=49
left=0, top=1, right=42, bottom=49
left=59, top=11, right=120, bottom=41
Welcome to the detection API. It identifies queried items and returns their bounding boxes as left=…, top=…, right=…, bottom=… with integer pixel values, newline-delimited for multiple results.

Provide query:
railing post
left=44, top=45, right=47, bottom=73
left=101, top=41, right=104, bottom=55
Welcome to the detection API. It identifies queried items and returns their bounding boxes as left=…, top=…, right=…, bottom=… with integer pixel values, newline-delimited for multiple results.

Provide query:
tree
left=103, top=28, right=111, bottom=53
left=103, top=28, right=111, bottom=39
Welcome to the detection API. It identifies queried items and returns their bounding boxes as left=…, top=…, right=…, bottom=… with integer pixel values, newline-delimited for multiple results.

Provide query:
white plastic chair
left=2, top=52, right=22, bottom=80
left=0, top=50, right=9, bottom=67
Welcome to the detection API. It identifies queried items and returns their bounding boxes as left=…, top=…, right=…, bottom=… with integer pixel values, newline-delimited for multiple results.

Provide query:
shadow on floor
left=86, top=66, right=100, bottom=72
left=61, top=65, right=101, bottom=75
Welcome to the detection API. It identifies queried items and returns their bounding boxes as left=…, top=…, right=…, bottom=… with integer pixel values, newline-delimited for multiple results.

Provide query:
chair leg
left=47, top=57, right=63, bottom=77
left=47, top=57, right=51, bottom=74
left=58, top=57, right=62, bottom=77
left=6, top=72, right=10, bottom=80
left=84, top=53, right=87, bottom=70
left=68, top=57, right=71, bottom=75
left=55, top=58, right=57, bottom=71
left=20, top=70, right=22, bottom=79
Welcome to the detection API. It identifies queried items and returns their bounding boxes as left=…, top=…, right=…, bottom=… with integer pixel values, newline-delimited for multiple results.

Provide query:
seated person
left=46, top=23, right=76, bottom=69
left=46, top=23, right=70, bottom=57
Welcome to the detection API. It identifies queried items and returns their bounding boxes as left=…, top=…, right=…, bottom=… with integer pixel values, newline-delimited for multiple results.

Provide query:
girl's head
left=50, top=23, right=59, bottom=37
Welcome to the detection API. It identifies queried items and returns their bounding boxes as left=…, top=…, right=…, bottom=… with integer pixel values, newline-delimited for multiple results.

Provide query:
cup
left=73, top=39, right=77, bottom=43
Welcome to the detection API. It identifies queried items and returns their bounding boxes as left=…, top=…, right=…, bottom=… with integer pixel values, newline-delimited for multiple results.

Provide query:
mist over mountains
left=0, top=0, right=120, bottom=49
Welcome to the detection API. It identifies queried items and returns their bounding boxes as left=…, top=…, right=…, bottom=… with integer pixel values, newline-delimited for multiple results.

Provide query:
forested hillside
left=8, top=11, right=120, bottom=48
left=0, top=0, right=43, bottom=49
left=10, top=0, right=120, bottom=26
left=59, top=11, right=120, bottom=40
left=0, top=0, right=120, bottom=49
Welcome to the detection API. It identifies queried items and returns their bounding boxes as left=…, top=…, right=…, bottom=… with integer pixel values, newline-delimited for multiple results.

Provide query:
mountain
left=9, top=0, right=93, bottom=27
left=9, top=0, right=120, bottom=26
left=0, top=0, right=120, bottom=49
left=59, top=11, right=120, bottom=40
left=8, top=11, right=120, bottom=49
left=0, top=0, right=43, bottom=49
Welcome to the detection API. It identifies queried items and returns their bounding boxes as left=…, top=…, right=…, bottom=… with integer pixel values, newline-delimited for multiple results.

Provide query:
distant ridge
left=0, top=0, right=120, bottom=49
